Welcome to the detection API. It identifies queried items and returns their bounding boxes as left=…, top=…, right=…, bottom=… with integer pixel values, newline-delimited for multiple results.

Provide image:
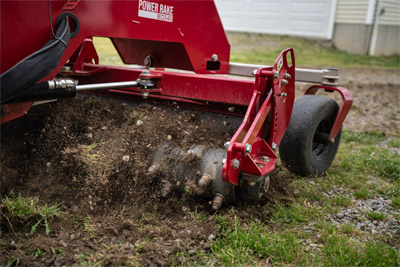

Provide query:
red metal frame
left=1, top=0, right=353, bottom=186
left=222, top=49, right=295, bottom=185
left=305, top=85, right=353, bottom=141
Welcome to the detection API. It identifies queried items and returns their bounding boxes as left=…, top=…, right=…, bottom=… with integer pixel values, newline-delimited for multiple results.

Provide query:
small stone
left=182, top=206, right=188, bottom=212
left=122, top=155, right=130, bottom=162
left=46, top=162, right=51, bottom=167
left=164, top=249, right=170, bottom=257
left=175, top=239, right=183, bottom=247
left=337, top=213, right=344, bottom=219
left=228, top=107, right=235, bottom=112
left=87, top=133, right=93, bottom=138
left=101, top=126, right=107, bottom=130
left=70, top=234, right=76, bottom=240
left=88, top=127, right=93, bottom=131
left=136, top=120, right=143, bottom=126
left=188, top=249, right=196, bottom=255
left=167, top=135, right=172, bottom=140
left=208, top=234, right=215, bottom=241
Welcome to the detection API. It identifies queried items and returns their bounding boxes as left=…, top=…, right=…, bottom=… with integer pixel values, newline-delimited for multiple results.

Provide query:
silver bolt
left=144, top=55, right=153, bottom=67
left=141, top=92, right=149, bottom=99
left=244, top=143, right=252, bottom=155
left=274, top=71, right=279, bottom=80
left=233, top=159, right=240, bottom=169
left=282, top=79, right=289, bottom=85
left=272, top=143, right=277, bottom=151
left=224, top=142, right=230, bottom=149
left=222, top=159, right=226, bottom=165
left=284, top=73, right=291, bottom=79
left=141, top=70, right=150, bottom=75
left=252, top=69, right=257, bottom=76
left=261, top=156, right=270, bottom=162
left=211, top=54, right=218, bottom=61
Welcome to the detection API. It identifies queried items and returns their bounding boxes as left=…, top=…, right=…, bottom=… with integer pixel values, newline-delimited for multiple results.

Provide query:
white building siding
left=214, top=0, right=337, bottom=39
left=380, top=0, right=400, bottom=25
left=334, top=0, right=370, bottom=24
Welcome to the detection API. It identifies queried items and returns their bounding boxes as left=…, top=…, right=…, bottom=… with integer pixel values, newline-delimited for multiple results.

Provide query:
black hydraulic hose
left=0, top=17, right=71, bottom=103
left=5, top=82, right=77, bottom=104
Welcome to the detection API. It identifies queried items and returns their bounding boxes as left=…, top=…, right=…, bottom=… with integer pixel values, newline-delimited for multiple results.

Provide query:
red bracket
left=305, top=85, right=353, bottom=140
left=222, top=48, right=295, bottom=185
left=61, top=38, right=108, bottom=76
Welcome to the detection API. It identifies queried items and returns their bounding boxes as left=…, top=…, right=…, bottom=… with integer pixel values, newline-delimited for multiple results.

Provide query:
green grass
left=93, top=34, right=400, bottom=69
left=208, top=130, right=400, bottom=266
left=227, top=32, right=400, bottom=69
left=365, top=211, right=387, bottom=221
left=212, top=216, right=305, bottom=265
left=1, top=192, right=64, bottom=235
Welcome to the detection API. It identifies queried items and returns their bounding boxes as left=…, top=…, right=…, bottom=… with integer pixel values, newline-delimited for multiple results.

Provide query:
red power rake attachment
left=0, top=0, right=352, bottom=210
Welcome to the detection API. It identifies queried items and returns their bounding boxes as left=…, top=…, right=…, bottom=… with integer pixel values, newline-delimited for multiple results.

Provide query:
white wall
left=214, top=0, right=337, bottom=39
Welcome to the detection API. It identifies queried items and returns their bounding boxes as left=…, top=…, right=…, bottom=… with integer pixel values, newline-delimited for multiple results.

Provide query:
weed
left=28, top=248, right=46, bottom=258
left=50, top=247, right=64, bottom=256
left=84, top=216, right=96, bottom=238
left=6, top=257, right=20, bottom=267
left=365, top=211, right=387, bottom=221
left=129, top=110, right=144, bottom=125
left=1, top=192, right=64, bottom=235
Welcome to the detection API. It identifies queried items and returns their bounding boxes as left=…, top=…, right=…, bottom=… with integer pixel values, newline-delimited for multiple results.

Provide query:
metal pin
left=198, top=173, right=212, bottom=187
left=212, top=194, right=224, bottom=211
left=161, top=180, right=172, bottom=198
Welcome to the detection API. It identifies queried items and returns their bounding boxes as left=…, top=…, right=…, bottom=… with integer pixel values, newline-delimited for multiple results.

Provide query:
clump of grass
left=29, top=248, right=46, bottom=258
left=387, top=138, right=400, bottom=148
left=354, top=188, right=370, bottom=199
left=331, top=196, right=352, bottom=207
left=84, top=216, right=96, bottom=238
left=1, top=192, right=64, bottom=235
left=365, top=211, right=387, bottom=221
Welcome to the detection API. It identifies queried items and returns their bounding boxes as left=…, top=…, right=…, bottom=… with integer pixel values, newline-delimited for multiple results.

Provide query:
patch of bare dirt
left=0, top=96, right=292, bottom=266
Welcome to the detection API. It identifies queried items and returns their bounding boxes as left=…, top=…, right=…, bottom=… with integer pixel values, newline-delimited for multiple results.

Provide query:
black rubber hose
left=0, top=18, right=71, bottom=103
left=5, top=82, right=76, bottom=104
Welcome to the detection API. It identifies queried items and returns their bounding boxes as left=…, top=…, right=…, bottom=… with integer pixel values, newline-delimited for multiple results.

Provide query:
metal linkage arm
left=229, top=62, right=339, bottom=87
